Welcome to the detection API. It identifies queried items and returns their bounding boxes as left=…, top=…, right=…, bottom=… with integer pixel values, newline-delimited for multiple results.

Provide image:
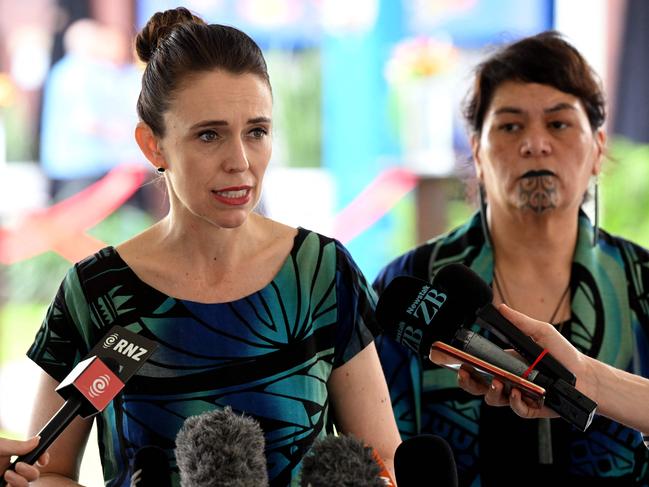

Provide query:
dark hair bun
left=135, top=7, right=206, bottom=63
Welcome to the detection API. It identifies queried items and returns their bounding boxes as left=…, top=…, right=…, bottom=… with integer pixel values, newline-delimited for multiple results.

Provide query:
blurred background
left=1, top=0, right=648, bottom=484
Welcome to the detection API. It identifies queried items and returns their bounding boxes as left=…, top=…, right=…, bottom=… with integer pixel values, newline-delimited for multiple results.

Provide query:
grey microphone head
left=299, top=434, right=386, bottom=487
left=175, top=406, right=268, bottom=487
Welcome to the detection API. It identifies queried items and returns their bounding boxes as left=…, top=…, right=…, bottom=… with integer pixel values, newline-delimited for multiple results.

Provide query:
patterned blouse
left=374, top=211, right=649, bottom=486
left=28, top=228, right=379, bottom=486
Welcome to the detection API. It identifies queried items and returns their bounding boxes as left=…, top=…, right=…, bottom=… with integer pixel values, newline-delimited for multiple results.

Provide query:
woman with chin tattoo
left=374, top=31, right=649, bottom=486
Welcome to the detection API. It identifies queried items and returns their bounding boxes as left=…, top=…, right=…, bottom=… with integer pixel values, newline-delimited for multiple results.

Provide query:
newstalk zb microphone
left=376, top=264, right=597, bottom=431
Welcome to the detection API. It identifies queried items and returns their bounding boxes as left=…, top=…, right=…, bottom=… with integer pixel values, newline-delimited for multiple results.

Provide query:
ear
left=592, top=129, right=606, bottom=176
left=135, top=122, right=166, bottom=170
left=470, top=133, right=483, bottom=180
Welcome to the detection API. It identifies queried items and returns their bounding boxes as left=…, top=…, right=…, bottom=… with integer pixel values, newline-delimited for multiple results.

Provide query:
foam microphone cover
left=375, top=276, right=431, bottom=332
left=432, top=263, right=493, bottom=312
left=394, top=435, right=458, bottom=487
left=175, top=406, right=268, bottom=487
left=300, top=434, right=387, bottom=487
left=130, top=445, right=172, bottom=487
left=375, top=274, right=468, bottom=357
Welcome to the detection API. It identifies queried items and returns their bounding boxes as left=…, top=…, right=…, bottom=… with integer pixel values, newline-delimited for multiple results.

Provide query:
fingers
left=457, top=368, right=490, bottom=395
left=0, top=436, right=47, bottom=486
left=508, top=389, right=558, bottom=420
left=483, top=380, right=510, bottom=407
left=36, top=451, right=50, bottom=468
left=0, top=437, right=39, bottom=457
left=498, top=304, right=549, bottom=340
left=508, top=389, right=537, bottom=418
left=457, top=371, right=511, bottom=406
left=4, top=460, right=43, bottom=486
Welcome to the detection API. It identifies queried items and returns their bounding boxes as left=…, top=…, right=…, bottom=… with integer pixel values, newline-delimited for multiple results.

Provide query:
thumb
left=497, top=304, right=549, bottom=342
left=0, top=436, right=40, bottom=458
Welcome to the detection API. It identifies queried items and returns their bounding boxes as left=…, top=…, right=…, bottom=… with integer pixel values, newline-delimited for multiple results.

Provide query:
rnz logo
left=89, top=375, right=110, bottom=398
left=103, top=334, right=148, bottom=362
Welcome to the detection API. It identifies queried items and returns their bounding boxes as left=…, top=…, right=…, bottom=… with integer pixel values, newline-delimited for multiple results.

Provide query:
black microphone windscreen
left=375, top=275, right=432, bottom=332
left=394, top=435, right=458, bottom=487
left=300, top=434, right=385, bottom=487
left=175, top=406, right=268, bottom=487
left=375, top=274, right=467, bottom=357
left=131, top=445, right=172, bottom=487
left=432, top=263, right=493, bottom=311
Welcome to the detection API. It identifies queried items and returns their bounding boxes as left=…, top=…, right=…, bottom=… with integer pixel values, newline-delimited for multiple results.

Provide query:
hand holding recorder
left=375, top=263, right=597, bottom=431
left=459, top=304, right=649, bottom=435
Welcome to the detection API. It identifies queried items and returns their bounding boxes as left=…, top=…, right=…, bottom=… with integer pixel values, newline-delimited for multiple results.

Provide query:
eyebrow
left=493, top=102, right=577, bottom=116
left=189, top=117, right=272, bottom=130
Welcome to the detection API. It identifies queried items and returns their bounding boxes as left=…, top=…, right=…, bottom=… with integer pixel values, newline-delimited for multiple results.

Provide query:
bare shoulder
left=250, top=217, right=298, bottom=266
left=262, top=217, right=298, bottom=248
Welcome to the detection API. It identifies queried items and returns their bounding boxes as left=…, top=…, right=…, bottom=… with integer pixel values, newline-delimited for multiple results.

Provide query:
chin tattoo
left=517, top=175, right=557, bottom=213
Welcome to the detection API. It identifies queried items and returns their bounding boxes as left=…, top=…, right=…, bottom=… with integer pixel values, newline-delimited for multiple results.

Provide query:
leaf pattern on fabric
left=27, top=228, right=378, bottom=487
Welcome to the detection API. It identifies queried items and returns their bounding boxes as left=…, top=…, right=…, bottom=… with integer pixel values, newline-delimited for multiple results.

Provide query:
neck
left=487, top=207, right=578, bottom=324
left=155, top=211, right=269, bottom=268
left=488, top=207, right=578, bottom=272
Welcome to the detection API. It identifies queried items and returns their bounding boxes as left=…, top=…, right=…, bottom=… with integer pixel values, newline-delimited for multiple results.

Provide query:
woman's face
left=154, top=69, right=273, bottom=229
left=473, top=81, right=604, bottom=217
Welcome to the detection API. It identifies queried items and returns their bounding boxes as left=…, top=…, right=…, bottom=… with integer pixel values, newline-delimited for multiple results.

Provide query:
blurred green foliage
left=1, top=205, right=153, bottom=304
left=266, top=48, right=321, bottom=168
left=600, top=137, right=649, bottom=247
left=1, top=105, right=37, bottom=161
left=0, top=302, right=47, bottom=362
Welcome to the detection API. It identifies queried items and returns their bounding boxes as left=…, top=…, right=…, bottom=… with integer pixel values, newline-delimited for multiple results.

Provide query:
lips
left=211, top=186, right=252, bottom=206
left=521, top=169, right=556, bottom=179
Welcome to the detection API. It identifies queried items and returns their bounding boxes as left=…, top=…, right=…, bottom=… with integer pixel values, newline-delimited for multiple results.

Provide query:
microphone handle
left=0, top=396, right=84, bottom=486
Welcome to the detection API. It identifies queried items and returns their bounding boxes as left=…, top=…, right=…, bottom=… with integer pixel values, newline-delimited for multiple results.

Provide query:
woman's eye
left=249, top=127, right=268, bottom=139
left=198, top=130, right=218, bottom=142
left=549, top=121, right=568, bottom=130
left=499, top=123, right=521, bottom=133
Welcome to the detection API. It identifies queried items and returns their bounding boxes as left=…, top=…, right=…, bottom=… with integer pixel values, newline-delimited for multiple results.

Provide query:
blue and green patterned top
left=375, top=211, right=649, bottom=486
left=27, top=228, right=379, bottom=486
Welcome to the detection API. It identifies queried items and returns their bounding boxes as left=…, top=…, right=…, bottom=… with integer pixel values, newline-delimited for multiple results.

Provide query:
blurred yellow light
left=0, top=74, right=16, bottom=107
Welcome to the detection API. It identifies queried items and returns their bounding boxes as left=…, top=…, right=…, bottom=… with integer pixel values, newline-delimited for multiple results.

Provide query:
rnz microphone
left=175, top=406, right=269, bottom=487
left=130, top=445, right=172, bottom=487
left=300, top=434, right=395, bottom=487
left=0, top=356, right=122, bottom=487
left=375, top=263, right=597, bottom=431
left=394, top=435, right=458, bottom=487
left=0, top=326, right=158, bottom=487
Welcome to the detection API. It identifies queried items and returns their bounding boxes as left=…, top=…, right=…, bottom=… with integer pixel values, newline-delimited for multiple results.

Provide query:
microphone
left=453, top=328, right=539, bottom=381
left=376, top=264, right=597, bottom=431
left=175, top=406, right=269, bottom=487
left=130, top=445, right=172, bottom=487
left=434, top=264, right=574, bottom=383
left=0, top=326, right=158, bottom=486
left=394, top=435, right=458, bottom=487
left=299, top=434, right=395, bottom=487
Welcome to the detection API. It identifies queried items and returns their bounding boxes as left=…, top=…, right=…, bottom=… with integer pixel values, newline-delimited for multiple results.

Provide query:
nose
left=520, top=126, right=552, bottom=157
left=223, top=138, right=250, bottom=173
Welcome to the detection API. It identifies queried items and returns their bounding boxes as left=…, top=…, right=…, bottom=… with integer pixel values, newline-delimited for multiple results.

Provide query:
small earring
left=157, top=167, right=165, bottom=174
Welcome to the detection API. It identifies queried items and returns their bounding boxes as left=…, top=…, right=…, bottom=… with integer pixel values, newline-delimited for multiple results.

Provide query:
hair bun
left=135, top=7, right=206, bottom=63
